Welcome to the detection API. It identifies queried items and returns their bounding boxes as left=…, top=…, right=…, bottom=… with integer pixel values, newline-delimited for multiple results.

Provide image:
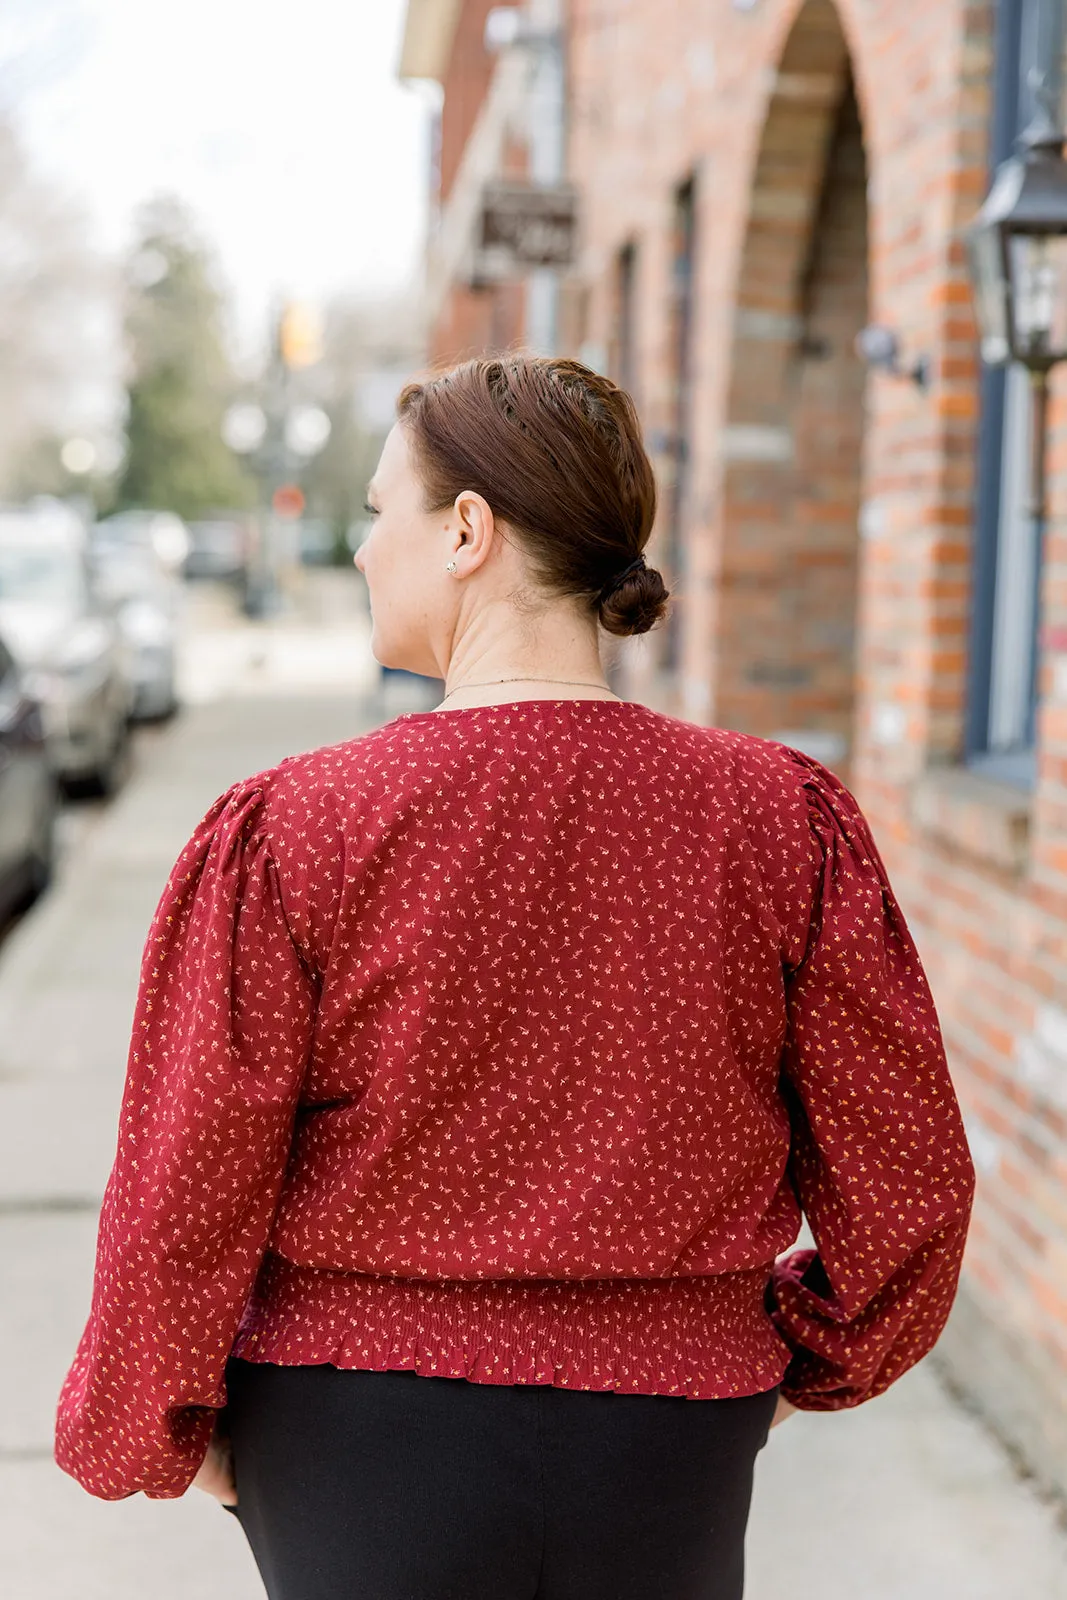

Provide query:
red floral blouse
left=54, top=699, right=975, bottom=1499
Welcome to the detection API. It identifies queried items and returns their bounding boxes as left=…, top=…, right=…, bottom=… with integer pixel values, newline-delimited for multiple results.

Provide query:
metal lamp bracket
left=855, top=324, right=930, bottom=390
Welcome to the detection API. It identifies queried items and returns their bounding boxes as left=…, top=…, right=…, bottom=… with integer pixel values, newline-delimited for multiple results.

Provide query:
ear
left=453, top=490, right=496, bottom=567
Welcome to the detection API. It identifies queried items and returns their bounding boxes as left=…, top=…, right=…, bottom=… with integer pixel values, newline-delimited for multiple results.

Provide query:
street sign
left=272, top=484, right=306, bottom=519
left=473, top=181, right=579, bottom=280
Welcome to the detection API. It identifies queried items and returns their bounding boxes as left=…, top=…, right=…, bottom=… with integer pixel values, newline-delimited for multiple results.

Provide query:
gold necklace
left=438, top=674, right=620, bottom=705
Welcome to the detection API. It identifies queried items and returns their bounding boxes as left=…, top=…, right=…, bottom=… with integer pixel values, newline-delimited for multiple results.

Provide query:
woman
left=55, top=357, right=975, bottom=1600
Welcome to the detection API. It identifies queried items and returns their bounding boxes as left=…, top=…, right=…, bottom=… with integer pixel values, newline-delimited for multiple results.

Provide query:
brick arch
left=715, top=0, right=868, bottom=777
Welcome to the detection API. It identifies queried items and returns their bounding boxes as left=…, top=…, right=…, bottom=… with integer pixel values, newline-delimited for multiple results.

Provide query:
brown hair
left=396, top=355, right=670, bottom=637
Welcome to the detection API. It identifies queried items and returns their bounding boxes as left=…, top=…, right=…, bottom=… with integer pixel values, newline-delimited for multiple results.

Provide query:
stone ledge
left=909, top=764, right=1032, bottom=875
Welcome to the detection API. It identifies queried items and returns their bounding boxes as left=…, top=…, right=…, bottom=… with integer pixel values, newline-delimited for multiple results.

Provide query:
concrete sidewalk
left=1, top=581, right=1064, bottom=1597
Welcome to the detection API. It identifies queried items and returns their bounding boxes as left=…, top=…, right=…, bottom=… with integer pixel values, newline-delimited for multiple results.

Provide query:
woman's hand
left=771, top=1394, right=799, bottom=1429
left=191, top=1415, right=238, bottom=1505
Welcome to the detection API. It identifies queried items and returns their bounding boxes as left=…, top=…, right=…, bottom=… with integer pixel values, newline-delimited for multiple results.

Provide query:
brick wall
left=428, top=280, right=526, bottom=368
left=424, top=0, right=1067, bottom=1500
left=428, top=11, right=529, bottom=367
left=715, top=68, right=867, bottom=781
left=437, top=0, right=498, bottom=204
left=562, top=0, right=1067, bottom=1497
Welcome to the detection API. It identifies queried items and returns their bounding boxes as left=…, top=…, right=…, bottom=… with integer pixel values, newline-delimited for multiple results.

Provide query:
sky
left=7, top=0, right=433, bottom=362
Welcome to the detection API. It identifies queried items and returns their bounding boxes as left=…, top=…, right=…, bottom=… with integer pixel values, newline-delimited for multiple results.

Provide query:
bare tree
left=0, top=115, right=116, bottom=497
left=0, top=2, right=120, bottom=500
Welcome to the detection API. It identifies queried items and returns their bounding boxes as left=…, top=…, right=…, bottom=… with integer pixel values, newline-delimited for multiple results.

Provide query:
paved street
left=0, top=576, right=1064, bottom=1598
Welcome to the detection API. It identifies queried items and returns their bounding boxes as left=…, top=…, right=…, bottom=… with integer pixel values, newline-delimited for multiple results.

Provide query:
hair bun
left=597, top=559, right=671, bottom=638
left=598, top=554, right=648, bottom=602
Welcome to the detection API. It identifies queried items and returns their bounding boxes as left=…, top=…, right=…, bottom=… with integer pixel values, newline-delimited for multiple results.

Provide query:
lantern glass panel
left=968, top=220, right=1011, bottom=363
left=1008, top=232, right=1067, bottom=364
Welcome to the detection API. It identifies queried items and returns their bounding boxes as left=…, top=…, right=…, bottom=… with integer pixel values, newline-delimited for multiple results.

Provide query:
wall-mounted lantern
left=967, top=95, right=1067, bottom=372
left=966, top=91, right=1067, bottom=527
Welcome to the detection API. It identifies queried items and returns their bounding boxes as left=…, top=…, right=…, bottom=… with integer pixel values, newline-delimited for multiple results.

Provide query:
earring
left=445, top=560, right=458, bottom=574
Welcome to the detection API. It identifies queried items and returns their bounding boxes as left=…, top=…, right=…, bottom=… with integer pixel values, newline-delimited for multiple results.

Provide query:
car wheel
left=149, top=685, right=180, bottom=722
left=88, top=717, right=133, bottom=799
left=15, top=782, right=58, bottom=911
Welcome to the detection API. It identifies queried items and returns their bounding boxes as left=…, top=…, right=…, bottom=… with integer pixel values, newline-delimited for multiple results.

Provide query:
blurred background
left=1, top=0, right=1067, bottom=1595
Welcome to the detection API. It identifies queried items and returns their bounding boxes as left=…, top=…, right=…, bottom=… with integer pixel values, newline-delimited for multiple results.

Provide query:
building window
left=664, top=177, right=697, bottom=675
left=966, top=0, right=1065, bottom=788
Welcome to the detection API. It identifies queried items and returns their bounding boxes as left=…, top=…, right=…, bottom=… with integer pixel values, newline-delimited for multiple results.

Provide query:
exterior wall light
left=855, top=324, right=930, bottom=390
left=966, top=85, right=1067, bottom=590
left=966, top=92, right=1067, bottom=373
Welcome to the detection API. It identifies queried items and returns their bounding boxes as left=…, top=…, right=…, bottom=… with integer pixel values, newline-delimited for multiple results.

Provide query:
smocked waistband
left=231, top=1253, right=790, bottom=1401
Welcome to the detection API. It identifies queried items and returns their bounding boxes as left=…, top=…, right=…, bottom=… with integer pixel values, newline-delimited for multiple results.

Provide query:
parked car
left=0, top=502, right=131, bottom=796
left=183, top=516, right=249, bottom=581
left=89, top=536, right=181, bottom=721
left=298, top=517, right=336, bottom=565
left=0, top=628, right=57, bottom=920
left=92, top=509, right=191, bottom=574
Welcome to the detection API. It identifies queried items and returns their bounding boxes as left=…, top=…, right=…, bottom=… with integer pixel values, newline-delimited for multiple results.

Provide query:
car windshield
left=92, top=547, right=168, bottom=599
left=0, top=544, right=83, bottom=606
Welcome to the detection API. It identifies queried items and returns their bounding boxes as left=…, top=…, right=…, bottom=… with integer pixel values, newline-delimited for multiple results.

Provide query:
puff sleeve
left=766, top=750, right=976, bottom=1410
left=54, top=777, right=317, bottom=1499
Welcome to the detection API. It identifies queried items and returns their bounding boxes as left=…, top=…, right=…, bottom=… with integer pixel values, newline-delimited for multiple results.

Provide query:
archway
left=715, top=0, right=867, bottom=779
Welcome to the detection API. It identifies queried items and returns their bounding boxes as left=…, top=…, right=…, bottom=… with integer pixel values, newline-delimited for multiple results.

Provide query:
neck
left=437, top=612, right=614, bottom=710
left=438, top=671, right=619, bottom=709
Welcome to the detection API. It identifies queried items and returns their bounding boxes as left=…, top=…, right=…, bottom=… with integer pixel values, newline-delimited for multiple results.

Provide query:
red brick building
left=403, top=0, right=1067, bottom=1497
left=401, top=0, right=529, bottom=363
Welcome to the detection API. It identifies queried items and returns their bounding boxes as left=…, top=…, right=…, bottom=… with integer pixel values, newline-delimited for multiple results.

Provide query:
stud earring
left=445, top=560, right=458, bottom=574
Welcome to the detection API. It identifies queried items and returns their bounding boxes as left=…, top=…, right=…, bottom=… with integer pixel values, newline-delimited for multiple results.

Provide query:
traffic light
left=278, top=302, right=323, bottom=370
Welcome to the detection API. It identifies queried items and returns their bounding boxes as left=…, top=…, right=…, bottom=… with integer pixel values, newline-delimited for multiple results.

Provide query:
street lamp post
left=222, top=302, right=331, bottom=619
left=966, top=85, right=1067, bottom=741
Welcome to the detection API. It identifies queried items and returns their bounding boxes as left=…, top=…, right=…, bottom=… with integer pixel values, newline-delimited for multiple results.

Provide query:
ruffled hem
left=230, top=1253, right=792, bottom=1400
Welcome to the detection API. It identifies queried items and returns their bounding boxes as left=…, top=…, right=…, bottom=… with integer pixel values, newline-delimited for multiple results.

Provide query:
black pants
left=220, top=1355, right=778, bottom=1600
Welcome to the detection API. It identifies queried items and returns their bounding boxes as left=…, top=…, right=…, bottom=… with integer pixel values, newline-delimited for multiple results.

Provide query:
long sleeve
left=54, top=778, right=318, bottom=1499
left=766, top=749, right=976, bottom=1410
